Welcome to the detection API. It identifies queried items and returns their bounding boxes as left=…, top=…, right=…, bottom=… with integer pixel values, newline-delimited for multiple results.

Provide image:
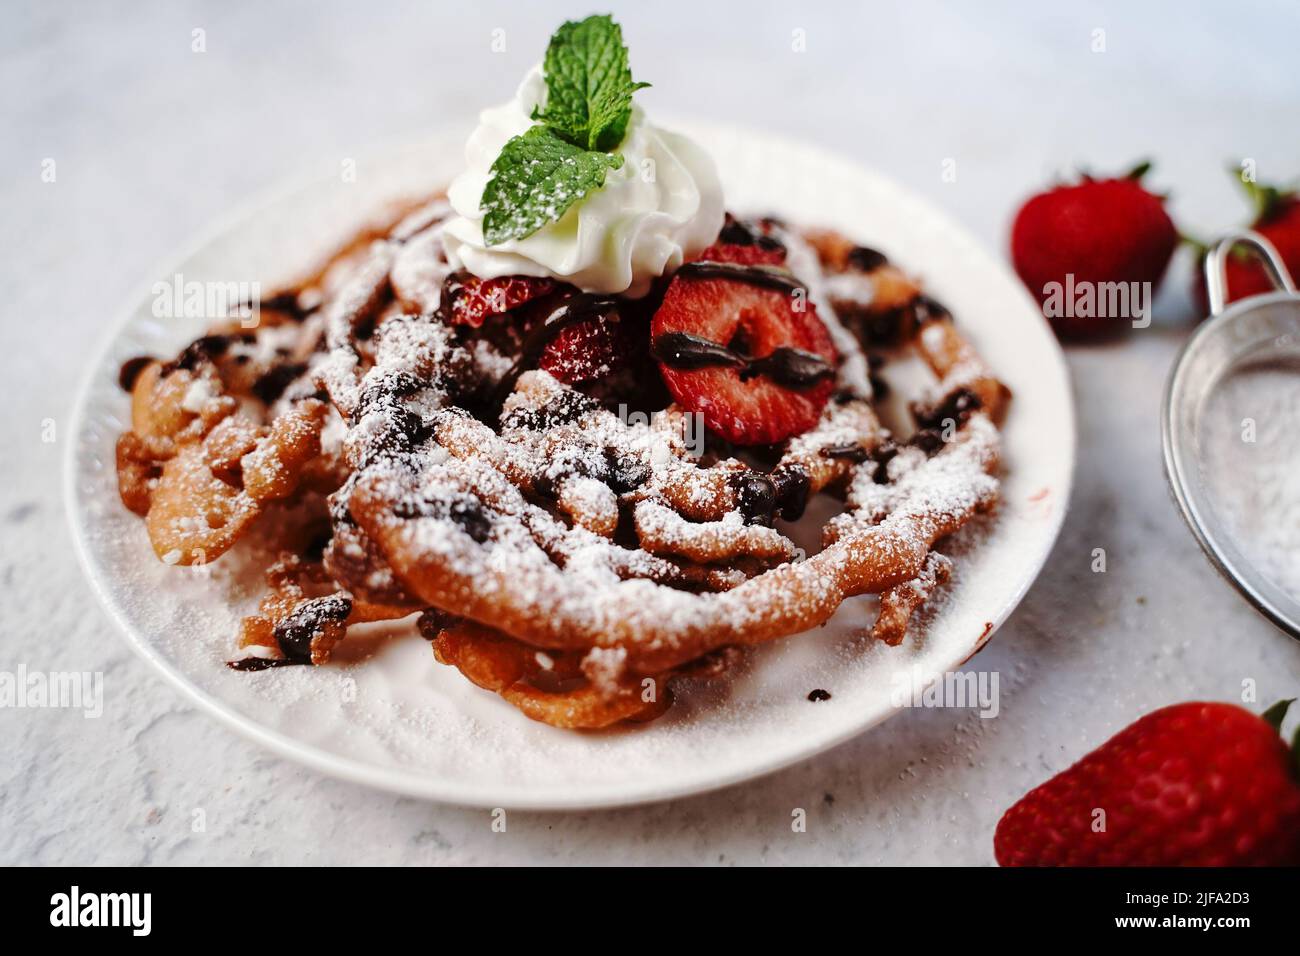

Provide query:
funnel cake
left=113, top=196, right=1008, bottom=729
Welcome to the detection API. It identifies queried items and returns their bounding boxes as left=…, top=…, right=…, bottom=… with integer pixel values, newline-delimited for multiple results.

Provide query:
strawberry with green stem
left=1010, top=160, right=1178, bottom=338
left=1200, top=172, right=1300, bottom=306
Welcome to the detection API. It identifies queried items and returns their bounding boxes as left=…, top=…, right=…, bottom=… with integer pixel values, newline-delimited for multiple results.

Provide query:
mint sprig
left=481, top=15, right=648, bottom=246
left=481, top=126, right=623, bottom=246
left=532, top=14, right=649, bottom=152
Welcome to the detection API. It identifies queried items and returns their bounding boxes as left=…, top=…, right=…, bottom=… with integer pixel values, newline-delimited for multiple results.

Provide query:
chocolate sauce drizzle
left=675, top=259, right=808, bottom=295
left=226, top=657, right=309, bottom=672
left=819, top=442, right=870, bottom=463
left=650, top=331, right=833, bottom=390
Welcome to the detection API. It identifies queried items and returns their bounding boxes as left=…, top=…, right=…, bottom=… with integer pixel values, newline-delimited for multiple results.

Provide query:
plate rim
left=65, top=123, right=1076, bottom=810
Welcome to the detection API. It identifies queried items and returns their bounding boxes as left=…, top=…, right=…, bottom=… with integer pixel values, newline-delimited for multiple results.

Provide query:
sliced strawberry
left=651, top=265, right=837, bottom=446
left=441, top=272, right=557, bottom=328
left=697, top=216, right=788, bottom=267
left=539, top=312, right=629, bottom=385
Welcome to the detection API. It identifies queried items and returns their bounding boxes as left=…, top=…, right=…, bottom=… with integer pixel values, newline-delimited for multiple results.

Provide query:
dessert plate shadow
left=67, top=123, right=1074, bottom=809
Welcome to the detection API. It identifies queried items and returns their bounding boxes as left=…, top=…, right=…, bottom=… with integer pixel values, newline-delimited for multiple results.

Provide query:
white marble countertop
left=4, top=0, right=1299, bottom=865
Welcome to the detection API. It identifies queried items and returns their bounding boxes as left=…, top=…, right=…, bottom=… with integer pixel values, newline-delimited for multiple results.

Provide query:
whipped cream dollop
left=441, top=66, right=724, bottom=297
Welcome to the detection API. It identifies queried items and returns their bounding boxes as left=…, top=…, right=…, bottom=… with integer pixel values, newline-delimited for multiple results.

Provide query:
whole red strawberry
left=995, top=700, right=1300, bottom=867
left=1010, top=161, right=1178, bottom=338
left=1217, top=177, right=1300, bottom=304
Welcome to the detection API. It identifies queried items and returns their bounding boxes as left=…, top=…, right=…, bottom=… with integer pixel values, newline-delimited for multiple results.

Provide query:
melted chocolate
left=913, top=387, right=982, bottom=432
left=226, top=657, right=309, bottom=672
left=650, top=331, right=744, bottom=371
left=651, top=332, right=833, bottom=390
left=394, top=492, right=493, bottom=544
left=770, top=463, right=811, bottom=522
left=819, top=443, right=870, bottom=464
left=118, top=355, right=154, bottom=392
left=417, top=608, right=461, bottom=641
left=273, top=594, right=353, bottom=662
left=500, top=387, right=599, bottom=433
left=728, top=462, right=810, bottom=525
left=914, top=294, right=952, bottom=323
left=730, top=472, right=777, bottom=526
left=743, top=348, right=835, bottom=388
left=675, top=259, right=807, bottom=295
left=717, top=217, right=786, bottom=255
left=869, top=440, right=899, bottom=484
left=251, top=362, right=308, bottom=404
left=158, top=334, right=233, bottom=376
left=846, top=246, right=888, bottom=272
left=252, top=290, right=313, bottom=321
left=908, top=388, right=981, bottom=457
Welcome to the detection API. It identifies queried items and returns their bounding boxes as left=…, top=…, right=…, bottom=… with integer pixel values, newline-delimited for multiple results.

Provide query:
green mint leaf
left=481, top=126, right=623, bottom=246
left=531, top=14, right=649, bottom=152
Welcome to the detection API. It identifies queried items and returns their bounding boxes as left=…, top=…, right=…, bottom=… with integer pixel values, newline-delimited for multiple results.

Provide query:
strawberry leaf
left=1229, top=167, right=1298, bottom=224
left=1125, top=159, right=1153, bottom=181
left=1261, top=697, right=1295, bottom=733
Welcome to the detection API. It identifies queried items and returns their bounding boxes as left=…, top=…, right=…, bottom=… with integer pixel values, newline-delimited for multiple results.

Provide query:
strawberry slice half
left=651, top=247, right=837, bottom=446
left=539, top=311, right=630, bottom=385
left=441, top=273, right=557, bottom=328
left=700, top=216, right=789, bottom=267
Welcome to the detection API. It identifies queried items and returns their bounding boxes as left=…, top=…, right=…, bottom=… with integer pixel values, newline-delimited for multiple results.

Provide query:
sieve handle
left=1205, top=229, right=1297, bottom=316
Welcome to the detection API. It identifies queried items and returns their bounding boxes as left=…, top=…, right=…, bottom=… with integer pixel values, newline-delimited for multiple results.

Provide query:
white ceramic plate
left=67, top=124, right=1074, bottom=809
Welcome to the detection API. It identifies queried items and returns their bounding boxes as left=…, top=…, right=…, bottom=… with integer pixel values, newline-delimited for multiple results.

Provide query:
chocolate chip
left=846, top=246, right=888, bottom=272
left=251, top=362, right=307, bottom=404
left=770, top=463, right=811, bottom=522
left=910, top=429, right=945, bottom=455
left=416, top=608, right=460, bottom=641
left=818, top=443, right=870, bottom=464
left=174, top=334, right=233, bottom=371
left=732, top=472, right=777, bottom=525
left=914, top=294, right=952, bottom=323
left=913, top=387, right=982, bottom=431
left=807, top=688, right=832, bottom=702
left=395, top=493, right=493, bottom=544
left=500, top=389, right=598, bottom=432
left=718, top=216, right=787, bottom=255
left=604, top=448, right=651, bottom=494
left=117, top=355, right=154, bottom=392
left=273, top=595, right=352, bottom=662
left=448, top=497, right=492, bottom=543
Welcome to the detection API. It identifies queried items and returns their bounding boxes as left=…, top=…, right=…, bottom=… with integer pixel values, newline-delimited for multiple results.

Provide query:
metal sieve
left=1163, top=230, right=1300, bottom=641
